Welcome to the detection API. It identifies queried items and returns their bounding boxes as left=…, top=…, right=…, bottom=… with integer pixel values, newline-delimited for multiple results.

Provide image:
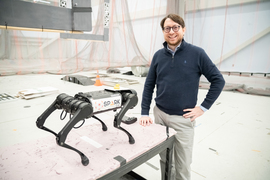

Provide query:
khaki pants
left=154, top=105, right=195, bottom=180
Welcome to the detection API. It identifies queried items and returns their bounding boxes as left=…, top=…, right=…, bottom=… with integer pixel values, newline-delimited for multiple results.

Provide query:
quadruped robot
left=36, top=88, right=138, bottom=166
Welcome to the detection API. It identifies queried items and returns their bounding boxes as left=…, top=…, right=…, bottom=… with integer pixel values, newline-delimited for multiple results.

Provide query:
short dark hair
left=160, top=14, right=185, bottom=30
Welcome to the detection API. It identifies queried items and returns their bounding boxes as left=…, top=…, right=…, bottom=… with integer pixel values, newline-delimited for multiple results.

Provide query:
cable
left=73, top=119, right=85, bottom=129
left=60, top=110, right=67, bottom=120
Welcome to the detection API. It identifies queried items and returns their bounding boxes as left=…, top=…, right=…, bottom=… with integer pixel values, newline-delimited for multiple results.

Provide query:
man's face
left=163, top=18, right=185, bottom=48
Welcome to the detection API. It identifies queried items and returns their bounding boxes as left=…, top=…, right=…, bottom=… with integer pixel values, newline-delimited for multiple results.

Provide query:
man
left=139, top=14, right=225, bottom=180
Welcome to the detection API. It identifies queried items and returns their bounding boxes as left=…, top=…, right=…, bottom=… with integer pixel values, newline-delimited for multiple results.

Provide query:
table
left=0, top=116, right=176, bottom=180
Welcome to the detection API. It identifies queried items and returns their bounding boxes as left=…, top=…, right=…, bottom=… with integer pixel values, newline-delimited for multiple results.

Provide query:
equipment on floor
left=36, top=88, right=138, bottom=166
left=61, top=75, right=95, bottom=86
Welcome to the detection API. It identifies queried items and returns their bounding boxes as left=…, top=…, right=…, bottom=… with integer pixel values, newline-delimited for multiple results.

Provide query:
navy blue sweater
left=141, top=39, right=225, bottom=116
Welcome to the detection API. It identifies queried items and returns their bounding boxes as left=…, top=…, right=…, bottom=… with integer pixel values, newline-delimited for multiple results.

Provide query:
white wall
left=184, top=0, right=270, bottom=73
left=1, top=0, right=269, bottom=74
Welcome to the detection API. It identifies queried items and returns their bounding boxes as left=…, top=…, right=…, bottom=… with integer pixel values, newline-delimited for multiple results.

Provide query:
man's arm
left=140, top=53, right=158, bottom=126
left=183, top=50, right=225, bottom=121
left=200, top=50, right=225, bottom=110
left=141, top=52, right=158, bottom=115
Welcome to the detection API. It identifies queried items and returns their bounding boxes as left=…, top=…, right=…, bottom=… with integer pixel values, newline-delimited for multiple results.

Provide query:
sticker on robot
left=92, top=96, right=122, bottom=112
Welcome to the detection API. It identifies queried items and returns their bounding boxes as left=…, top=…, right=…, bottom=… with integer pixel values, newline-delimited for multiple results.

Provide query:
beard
left=167, top=37, right=182, bottom=47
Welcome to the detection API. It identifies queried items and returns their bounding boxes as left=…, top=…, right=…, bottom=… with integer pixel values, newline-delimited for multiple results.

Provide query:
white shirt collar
left=167, top=42, right=181, bottom=54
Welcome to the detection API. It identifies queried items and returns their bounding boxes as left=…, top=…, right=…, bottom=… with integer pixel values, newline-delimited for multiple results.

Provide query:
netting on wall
left=0, top=0, right=166, bottom=75
left=0, top=0, right=269, bottom=76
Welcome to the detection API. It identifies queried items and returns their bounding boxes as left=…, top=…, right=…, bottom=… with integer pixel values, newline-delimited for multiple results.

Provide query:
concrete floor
left=0, top=68, right=270, bottom=180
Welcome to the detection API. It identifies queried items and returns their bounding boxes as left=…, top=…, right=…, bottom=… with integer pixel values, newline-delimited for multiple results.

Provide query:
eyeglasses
left=163, top=25, right=181, bottom=33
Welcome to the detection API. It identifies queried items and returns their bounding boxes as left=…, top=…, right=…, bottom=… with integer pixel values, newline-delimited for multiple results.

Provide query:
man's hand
left=183, top=106, right=204, bottom=121
left=139, top=116, right=153, bottom=127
